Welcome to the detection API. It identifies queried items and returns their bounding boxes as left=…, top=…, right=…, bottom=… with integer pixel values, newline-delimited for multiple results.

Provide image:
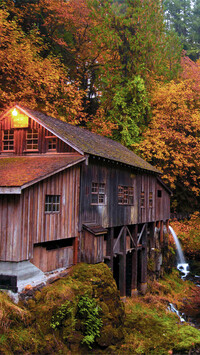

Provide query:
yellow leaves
left=0, top=8, right=86, bottom=125
left=135, top=67, right=200, bottom=203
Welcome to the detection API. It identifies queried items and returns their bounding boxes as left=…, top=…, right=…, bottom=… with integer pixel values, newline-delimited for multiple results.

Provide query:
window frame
left=149, top=191, right=153, bottom=208
left=141, top=191, right=145, bottom=208
left=118, top=185, right=134, bottom=205
left=25, top=128, right=39, bottom=151
left=45, top=195, right=60, bottom=214
left=45, top=135, right=57, bottom=152
left=2, top=129, right=14, bottom=152
left=91, top=182, right=106, bottom=205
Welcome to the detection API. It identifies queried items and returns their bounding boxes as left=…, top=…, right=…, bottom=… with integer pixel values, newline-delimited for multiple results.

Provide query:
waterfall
left=169, top=226, right=189, bottom=277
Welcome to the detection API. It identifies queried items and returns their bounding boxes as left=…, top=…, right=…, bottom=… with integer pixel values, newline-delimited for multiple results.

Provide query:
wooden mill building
left=0, top=105, right=171, bottom=295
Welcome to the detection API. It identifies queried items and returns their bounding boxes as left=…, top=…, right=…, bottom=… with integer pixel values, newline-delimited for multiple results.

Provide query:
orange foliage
left=134, top=58, right=200, bottom=209
left=0, top=9, right=85, bottom=123
left=171, top=212, right=200, bottom=258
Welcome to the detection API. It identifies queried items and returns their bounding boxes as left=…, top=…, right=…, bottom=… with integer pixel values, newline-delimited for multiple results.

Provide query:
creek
left=169, top=226, right=200, bottom=329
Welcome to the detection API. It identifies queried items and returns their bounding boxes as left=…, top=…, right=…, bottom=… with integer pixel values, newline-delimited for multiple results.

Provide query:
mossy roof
left=1, top=105, right=161, bottom=174
left=0, top=155, right=84, bottom=187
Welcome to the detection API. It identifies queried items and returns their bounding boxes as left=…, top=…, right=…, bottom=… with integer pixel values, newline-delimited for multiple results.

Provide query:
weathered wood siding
left=0, top=115, right=76, bottom=154
left=155, top=180, right=171, bottom=221
left=82, top=230, right=104, bottom=264
left=32, top=243, right=74, bottom=272
left=80, top=159, right=170, bottom=229
left=0, top=165, right=80, bottom=262
left=0, top=195, right=21, bottom=261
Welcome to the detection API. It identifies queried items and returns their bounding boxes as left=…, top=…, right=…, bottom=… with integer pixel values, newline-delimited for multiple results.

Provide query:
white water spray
left=169, top=226, right=189, bottom=277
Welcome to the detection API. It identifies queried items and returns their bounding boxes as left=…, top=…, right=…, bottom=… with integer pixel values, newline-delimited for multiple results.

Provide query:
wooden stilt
left=149, top=222, right=155, bottom=254
left=119, top=227, right=126, bottom=298
left=166, top=219, right=169, bottom=233
left=160, top=220, right=164, bottom=244
left=107, top=227, right=114, bottom=271
left=131, top=225, right=138, bottom=297
left=140, top=224, right=147, bottom=294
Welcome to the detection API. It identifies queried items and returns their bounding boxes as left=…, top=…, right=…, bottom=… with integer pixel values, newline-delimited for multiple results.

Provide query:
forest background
left=1, top=0, right=200, bottom=214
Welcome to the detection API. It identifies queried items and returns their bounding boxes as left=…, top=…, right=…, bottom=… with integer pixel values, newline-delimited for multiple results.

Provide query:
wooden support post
left=156, top=221, right=160, bottom=229
left=160, top=220, right=164, bottom=244
left=140, top=224, right=147, bottom=295
left=107, top=227, right=114, bottom=271
left=131, top=225, right=138, bottom=297
left=119, top=227, right=126, bottom=300
left=149, top=222, right=156, bottom=253
left=166, top=219, right=169, bottom=233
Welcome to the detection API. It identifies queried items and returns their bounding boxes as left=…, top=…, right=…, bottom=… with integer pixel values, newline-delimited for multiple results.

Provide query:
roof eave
left=0, top=187, right=22, bottom=194
left=15, top=105, right=85, bottom=156
left=90, top=154, right=162, bottom=175
left=0, top=156, right=85, bottom=193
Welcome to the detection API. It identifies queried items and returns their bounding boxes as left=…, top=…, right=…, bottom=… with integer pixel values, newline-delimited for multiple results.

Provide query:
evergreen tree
left=189, top=0, right=200, bottom=60
left=163, top=0, right=200, bottom=60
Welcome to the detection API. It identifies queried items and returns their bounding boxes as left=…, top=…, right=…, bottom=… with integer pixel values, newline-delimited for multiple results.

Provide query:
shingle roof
left=0, top=155, right=84, bottom=188
left=15, top=105, right=161, bottom=174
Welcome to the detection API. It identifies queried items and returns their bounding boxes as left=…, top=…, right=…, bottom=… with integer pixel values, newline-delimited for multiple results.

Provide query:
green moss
left=0, top=264, right=199, bottom=354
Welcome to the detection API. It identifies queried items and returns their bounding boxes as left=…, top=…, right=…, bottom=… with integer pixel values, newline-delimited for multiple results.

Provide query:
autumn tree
left=1, top=0, right=182, bottom=139
left=0, top=8, right=85, bottom=123
left=135, top=57, right=200, bottom=212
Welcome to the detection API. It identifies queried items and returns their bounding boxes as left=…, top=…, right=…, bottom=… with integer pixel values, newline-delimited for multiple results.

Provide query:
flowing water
left=169, top=226, right=200, bottom=329
left=169, top=226, right=190, bottom=277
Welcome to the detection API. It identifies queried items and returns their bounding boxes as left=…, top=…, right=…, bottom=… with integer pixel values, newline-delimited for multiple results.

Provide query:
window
left=157, top=190, right=162, bottom=198
left=118, top=185, right=134, bottom=205
left=45, top=134, right=57, bottom=151
left=149, top=192, right=153, bottom=208
left=45, top=195, right=60, bottom=213
left=91, top=182, right=105, bottom=204
left=141, top=191, right=145, bottom=207
left=26, top=129, right=38, bottom=150
left=2, top=129, right=14, bottom=151
left=47, top=137, right=57, bottom=150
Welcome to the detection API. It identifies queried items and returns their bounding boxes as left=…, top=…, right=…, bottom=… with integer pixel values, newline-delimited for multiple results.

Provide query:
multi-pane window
left=45, top=195, right=60, bottom=213
left=26, top=129, right=38, bottom=150
left=47, top=137, right=57, bottom=150
left=91, top=182, right=105, bottom=204
left=118, top=185, right=134, bottom=205
left=149, top=192, right=153, bottom=208
left=141, top=191, right=145, bottom=207
left=2, top=129, right=14, bottom=151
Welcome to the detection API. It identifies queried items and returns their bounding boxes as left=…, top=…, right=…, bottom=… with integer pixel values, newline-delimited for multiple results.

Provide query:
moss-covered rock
left=1, top=263, right=200, bottom=354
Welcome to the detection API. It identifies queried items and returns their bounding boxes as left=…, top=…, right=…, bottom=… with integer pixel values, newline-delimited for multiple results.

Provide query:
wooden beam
left=106, top=227, right=114, bottom=271
left=137, top=223, right=146, bottom=246
left=126, top=226, right=136, bottom=248
left=113, top=226, right=125, bottom=253
left=131, top=224, right=138, bottom=296
left=140, top=224, right=147, bottom=294
left=119, top=227, right=126, bottom=298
